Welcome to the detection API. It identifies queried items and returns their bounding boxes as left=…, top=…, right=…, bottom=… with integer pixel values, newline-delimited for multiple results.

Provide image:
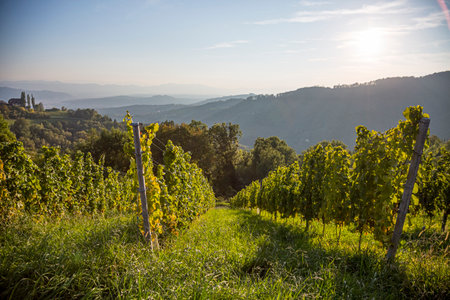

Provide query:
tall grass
left=1, top=209, right=448, bottom=299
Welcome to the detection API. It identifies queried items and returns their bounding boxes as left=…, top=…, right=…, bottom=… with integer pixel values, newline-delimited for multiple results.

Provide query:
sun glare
left=354, top=28, right=384, bottom=61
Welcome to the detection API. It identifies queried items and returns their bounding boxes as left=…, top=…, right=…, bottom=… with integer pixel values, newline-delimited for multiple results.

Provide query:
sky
left=0, top=0, right=449, bottom=94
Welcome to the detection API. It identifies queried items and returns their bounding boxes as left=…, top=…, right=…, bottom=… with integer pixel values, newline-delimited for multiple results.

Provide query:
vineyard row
left=0, top=113, right=216, bottom=246
left=231, top=106, right=449, bottom=249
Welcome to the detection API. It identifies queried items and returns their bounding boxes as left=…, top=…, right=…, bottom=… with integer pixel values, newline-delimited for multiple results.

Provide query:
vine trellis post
left=386, top=117, right=430, bottom=261
left=131, top=122, right=153, bottom=250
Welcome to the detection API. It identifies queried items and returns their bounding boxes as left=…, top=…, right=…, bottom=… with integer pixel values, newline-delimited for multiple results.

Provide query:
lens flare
left=437, top=0, right=450, bottom=31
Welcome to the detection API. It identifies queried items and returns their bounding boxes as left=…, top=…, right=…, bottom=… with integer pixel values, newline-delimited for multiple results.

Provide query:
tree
left=27, top=94, right=31, bottom=109
left=76, top=128, right=129, bottom=172
left=252, top=136, right=297, bottom=180
left=153, top=120, right=215, bottom=178
left=31, top=95, right=36, bottom=110
left=36, top=102, right=44, bottom=112
left=0, top=115, right=16, bottom=142
left=10, top=118, right=35, bottom=150
left=20, top=92, right=26, bottom=108
left=235, top=148, right=254, bottom=186
left=10, top=118, right=31, bottom=139
left=209, top=122, right=241, bottom=196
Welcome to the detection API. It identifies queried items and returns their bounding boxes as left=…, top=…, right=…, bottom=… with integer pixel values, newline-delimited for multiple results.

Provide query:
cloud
left=288, top=40, right=308, bottom=44
left=354, top=11, right=447, bottom=36
left=282, top=49, right=315, bottom=54
left=308, top=57, right=332, bottom=62
left=410, top=11, right=446, bottom=30
left=253, top=15, right=327, bottom=25
left=205, top=40, right=249, bottom=50
left=252, top=0, right=413, bottom=25
left=298, top=1, right=330, bottom=7
left=367, top=51, right=450, bottom=66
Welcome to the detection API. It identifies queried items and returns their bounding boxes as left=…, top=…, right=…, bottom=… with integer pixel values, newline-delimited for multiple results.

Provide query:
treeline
left=1, top=100, right=122, bottom=153
left=231, top=106, right=449, bottom=249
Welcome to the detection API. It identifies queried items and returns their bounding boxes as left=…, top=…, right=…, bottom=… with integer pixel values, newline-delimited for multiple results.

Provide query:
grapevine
left=231, top=106, right=432, bottom=247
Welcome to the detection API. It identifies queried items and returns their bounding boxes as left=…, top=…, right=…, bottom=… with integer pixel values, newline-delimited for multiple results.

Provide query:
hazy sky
left=1, top=0, right=449, bottom=94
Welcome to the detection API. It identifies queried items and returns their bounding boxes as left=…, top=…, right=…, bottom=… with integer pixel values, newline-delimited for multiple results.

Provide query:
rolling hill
left=62, top=95, right=197, bottom=109
left=0, top=86, right=72, bottom=106
left=99, top=98, right=245, bottom=123
left=99, top=71, right=450, bottom=151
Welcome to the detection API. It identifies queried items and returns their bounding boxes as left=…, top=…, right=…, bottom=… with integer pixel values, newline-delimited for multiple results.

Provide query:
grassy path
left=1, top=208, right=448, bottom=299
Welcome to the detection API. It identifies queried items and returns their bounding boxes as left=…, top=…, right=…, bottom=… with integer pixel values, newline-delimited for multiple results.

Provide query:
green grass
left=215, top=197, right=231, bottom=208
left=0, top=209, right=448, bottom=299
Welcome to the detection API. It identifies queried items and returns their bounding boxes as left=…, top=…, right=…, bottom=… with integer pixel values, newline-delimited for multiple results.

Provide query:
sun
left=354, top=28, right=384, bottom=61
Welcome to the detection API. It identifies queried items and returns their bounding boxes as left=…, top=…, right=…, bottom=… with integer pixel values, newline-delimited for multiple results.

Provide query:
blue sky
left=1, top=0, right=449, bottom=94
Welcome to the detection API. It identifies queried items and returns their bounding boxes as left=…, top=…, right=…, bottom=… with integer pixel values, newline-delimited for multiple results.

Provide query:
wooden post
left=386, top=117, right=430, bottom=261
left=132, top=122, right=153, bottom=249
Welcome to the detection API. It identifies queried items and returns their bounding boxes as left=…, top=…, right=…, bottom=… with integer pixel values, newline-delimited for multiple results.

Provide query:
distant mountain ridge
left=192, top=94, right=256, bottom=106
left=100, top=71, right=450, bottom=151
left=0, top=80, right=234, bottom=99
left=0, top=86, right=72, bottom=105
left=62, top=95, right=198, bottom=109
left=98, top=98, right=244, bottom=123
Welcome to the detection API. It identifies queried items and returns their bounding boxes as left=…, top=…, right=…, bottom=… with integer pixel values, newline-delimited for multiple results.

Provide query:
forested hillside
left=98, top=98, right=244, bottom=124
left=103, top=71, right=450, bottom=151
left=0, top=101, right=122, bottom=153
